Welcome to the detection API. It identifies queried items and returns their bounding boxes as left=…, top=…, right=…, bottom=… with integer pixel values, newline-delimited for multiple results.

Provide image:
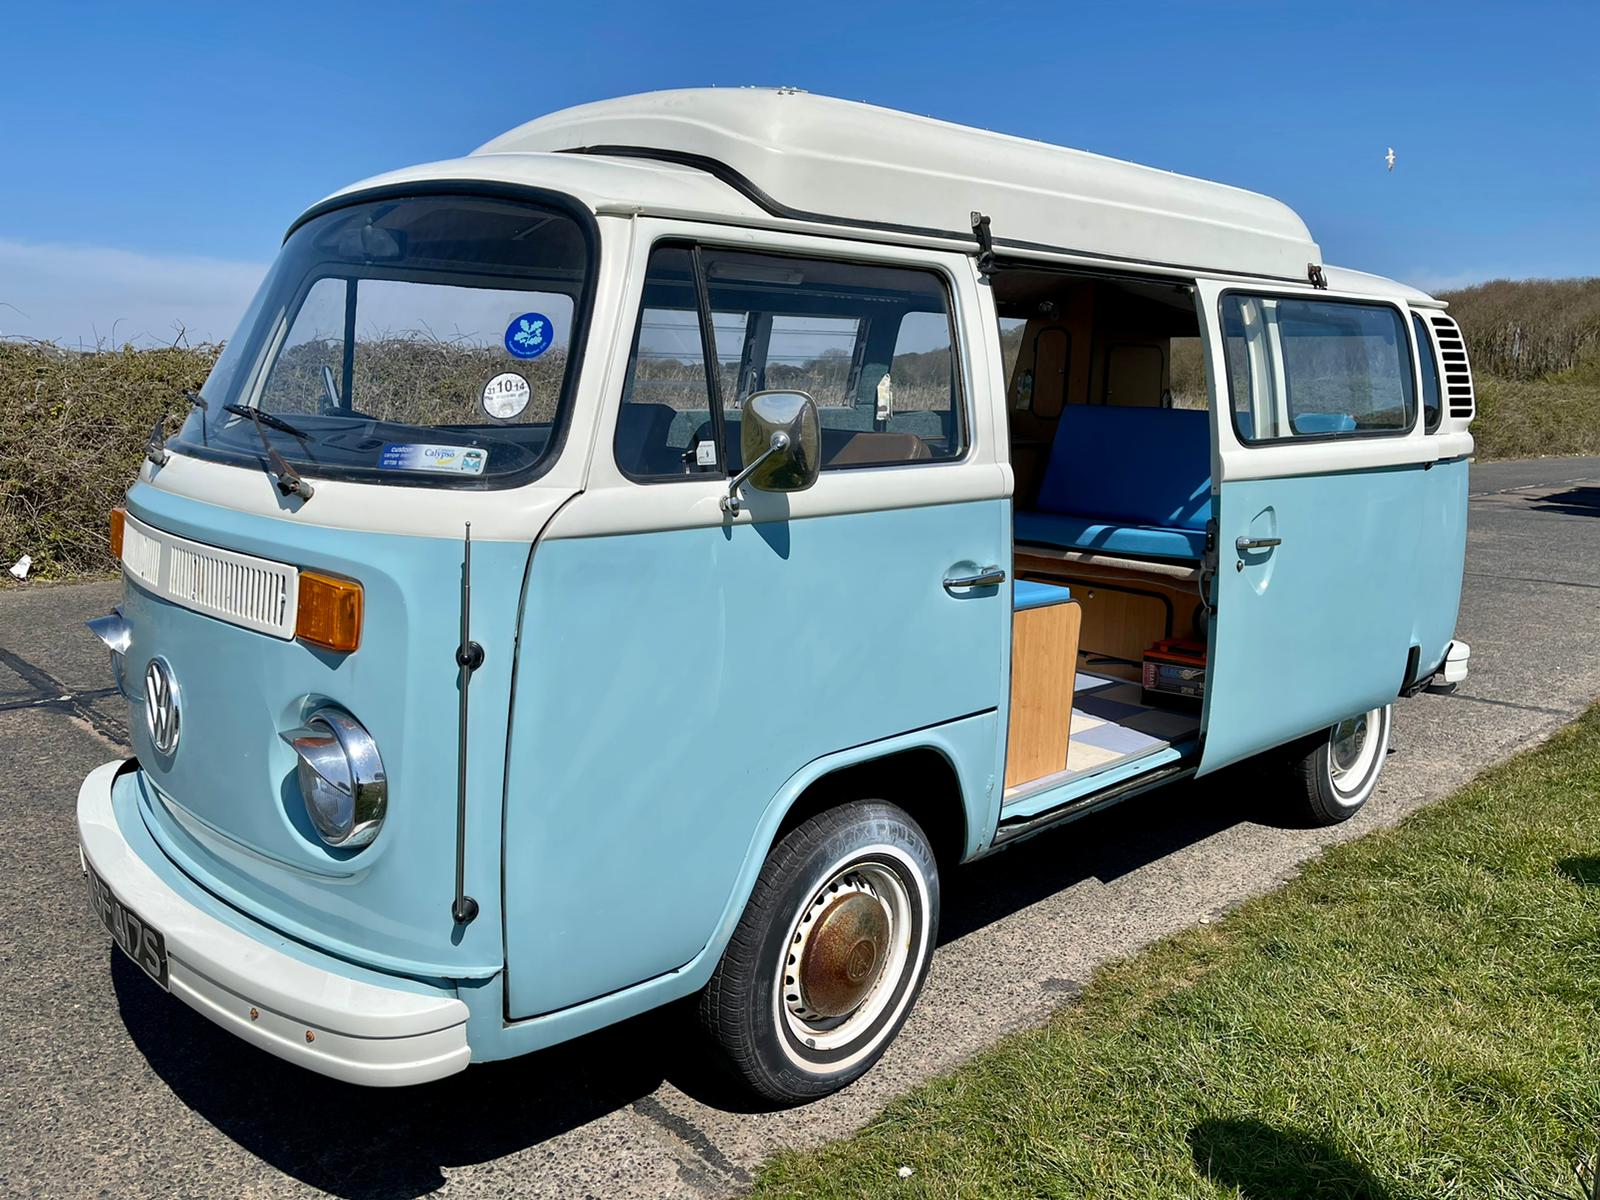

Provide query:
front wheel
left=1285, top=703, right=1393, bottom=825
left=698, top=801, right=939, bottom=1104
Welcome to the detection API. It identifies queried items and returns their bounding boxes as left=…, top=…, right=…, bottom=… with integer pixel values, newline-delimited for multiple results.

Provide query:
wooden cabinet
left=1004, top=593, right=1081, bottom=791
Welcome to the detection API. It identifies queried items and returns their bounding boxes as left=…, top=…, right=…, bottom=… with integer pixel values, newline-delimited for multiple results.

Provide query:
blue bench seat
left=1014, top=512, right=1207, bottom=561
left=1016, top=404, right=1212, bottom=563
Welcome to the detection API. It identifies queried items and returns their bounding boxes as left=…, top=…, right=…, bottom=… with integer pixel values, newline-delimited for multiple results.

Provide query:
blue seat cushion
left=1036, top=405, right=1212, bottom=531
left=1015, top=511, right=1207, bottom=561
left=1013, top=579, right=1072, bottom=611
left=1292, top=411, right=1357, bottom=435
left=1018, top=404, right=1212, bottom=562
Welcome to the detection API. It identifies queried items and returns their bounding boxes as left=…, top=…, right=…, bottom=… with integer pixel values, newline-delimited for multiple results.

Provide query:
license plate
left=86, top=861, right=168, bottom=989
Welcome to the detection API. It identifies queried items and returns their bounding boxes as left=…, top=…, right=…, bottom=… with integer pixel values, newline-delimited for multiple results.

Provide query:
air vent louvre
left=1428, top=313, right=1475, bottom=420
left=118, top=514, right=299, bottom=639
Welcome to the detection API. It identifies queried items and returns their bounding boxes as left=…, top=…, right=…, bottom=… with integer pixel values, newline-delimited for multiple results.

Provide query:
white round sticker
left=481, top=372, right=531, bottom=419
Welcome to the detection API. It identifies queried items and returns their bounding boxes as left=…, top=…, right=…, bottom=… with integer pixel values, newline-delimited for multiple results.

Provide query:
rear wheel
left=1285, top=703, right=1392, bottom=825
left=698, top=801, right=939, bottom=1104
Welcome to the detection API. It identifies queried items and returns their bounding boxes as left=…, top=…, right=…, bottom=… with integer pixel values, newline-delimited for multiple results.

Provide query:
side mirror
left=721, top=390, right=820, bottom=515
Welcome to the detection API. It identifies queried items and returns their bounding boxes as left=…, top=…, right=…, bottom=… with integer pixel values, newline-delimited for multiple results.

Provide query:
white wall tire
left=1285, top=704, right=1392, bottom=825
left=698, top=801, right=939, bottom=1105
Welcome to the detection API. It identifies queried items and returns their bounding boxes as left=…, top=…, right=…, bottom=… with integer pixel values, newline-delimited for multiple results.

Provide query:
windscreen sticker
left=481, top=371, right=531, bottom=419
left=378, top=443, right=487, bottom=475
left=504, top=312, right=553, bottom=360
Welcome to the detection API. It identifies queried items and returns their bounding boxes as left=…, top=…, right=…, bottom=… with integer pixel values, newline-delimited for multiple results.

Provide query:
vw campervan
left=78, top=89, right=1473, bottom=1103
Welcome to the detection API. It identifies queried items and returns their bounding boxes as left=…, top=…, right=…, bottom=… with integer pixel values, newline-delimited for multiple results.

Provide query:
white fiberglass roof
left=474, top=88, right=1324, bottom=283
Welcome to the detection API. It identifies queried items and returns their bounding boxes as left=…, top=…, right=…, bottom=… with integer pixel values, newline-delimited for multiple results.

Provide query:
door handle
left=943, top=565, right=1006, bottom=592
left=1234, top=535, right=1282, bottom=552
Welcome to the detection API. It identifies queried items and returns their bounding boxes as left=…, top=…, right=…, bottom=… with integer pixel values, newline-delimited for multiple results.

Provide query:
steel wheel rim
left=777, top=860, right=913, bottom=1054
left=1327, top=706, right=1385, bottom=801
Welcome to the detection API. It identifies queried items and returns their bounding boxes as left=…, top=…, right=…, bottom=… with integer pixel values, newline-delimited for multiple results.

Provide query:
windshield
left=175, top=192, right=593, bottom=487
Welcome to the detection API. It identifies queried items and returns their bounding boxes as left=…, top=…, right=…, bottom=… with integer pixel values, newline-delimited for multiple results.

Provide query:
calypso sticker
left=378, top=443, right=487, bottom=475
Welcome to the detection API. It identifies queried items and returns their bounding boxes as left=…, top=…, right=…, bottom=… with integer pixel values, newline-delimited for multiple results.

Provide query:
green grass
left=752, top=707, right=1600, bottom=1200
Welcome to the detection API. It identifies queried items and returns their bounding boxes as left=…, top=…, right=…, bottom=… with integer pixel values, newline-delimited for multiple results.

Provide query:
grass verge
left=1471, top=364, right=1600, bottom=463
left=753, top=707, right=1600, bottom=1199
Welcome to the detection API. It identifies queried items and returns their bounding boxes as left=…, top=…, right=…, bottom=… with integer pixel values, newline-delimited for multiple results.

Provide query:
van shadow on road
left=1529, top=485, right=1600, bottom=520
left=939, top=764, right=1291, bottom=944
left=111, top=770, right=1283, bottom=1199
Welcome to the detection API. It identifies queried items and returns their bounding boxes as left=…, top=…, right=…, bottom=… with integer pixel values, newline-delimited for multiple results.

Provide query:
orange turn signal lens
left=295, top=571, right=363, bottom=653
left=109, top=507, right=126, bottom=561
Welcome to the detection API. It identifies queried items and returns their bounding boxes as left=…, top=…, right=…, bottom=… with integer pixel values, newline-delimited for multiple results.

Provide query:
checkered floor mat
left=1064, top=672, right=1201, bottom=777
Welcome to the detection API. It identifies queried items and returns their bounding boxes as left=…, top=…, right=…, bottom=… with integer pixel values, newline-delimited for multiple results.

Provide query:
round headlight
left=280, top=708, right=386, bottom=848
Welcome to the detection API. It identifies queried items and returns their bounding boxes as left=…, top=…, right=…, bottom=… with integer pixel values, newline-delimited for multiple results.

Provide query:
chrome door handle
left=1235, top=536, right=1282, bottom=552
left=943, top=565, right=1006, bottom=591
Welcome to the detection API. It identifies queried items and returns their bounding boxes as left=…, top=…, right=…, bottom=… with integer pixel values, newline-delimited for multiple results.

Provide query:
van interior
left=995, top=269, right=1214, bottom=802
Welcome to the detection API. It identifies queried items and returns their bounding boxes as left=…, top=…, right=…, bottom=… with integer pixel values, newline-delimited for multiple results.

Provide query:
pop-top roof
left=475, top=88, right=1323, bottom=283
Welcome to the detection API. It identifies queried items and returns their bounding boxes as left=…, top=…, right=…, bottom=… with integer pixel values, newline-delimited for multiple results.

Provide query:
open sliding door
left=1193, top=278, right=1427, bottom=775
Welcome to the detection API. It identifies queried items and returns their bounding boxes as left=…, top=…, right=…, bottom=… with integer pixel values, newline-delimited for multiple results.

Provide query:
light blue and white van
left=77, top=89, right=1474, bottom=1103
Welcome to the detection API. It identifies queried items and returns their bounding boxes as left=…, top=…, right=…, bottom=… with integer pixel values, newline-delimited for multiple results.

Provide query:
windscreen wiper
left=223, top=402, right=310, bottom=440
left=223, top=403, right=315, bottom=501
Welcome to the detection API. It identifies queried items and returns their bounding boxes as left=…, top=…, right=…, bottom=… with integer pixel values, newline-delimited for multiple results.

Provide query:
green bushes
left=1436, top=277, right=1600, bottom=379
left=1436, top=278, right=1600, bottom=461
left=0, top=340, right=217, bottom=580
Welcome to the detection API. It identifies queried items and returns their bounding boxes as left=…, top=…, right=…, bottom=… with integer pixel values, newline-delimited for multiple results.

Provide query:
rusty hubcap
left=796, top=891, right=891, bottom=1018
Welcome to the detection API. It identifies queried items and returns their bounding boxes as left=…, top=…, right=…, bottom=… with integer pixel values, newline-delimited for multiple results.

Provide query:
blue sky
left=2, top=1, right=1595, bottom=345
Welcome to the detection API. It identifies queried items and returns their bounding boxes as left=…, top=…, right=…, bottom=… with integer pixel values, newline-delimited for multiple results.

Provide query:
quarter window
left=616, top=244, right=964, bottom=478
left=1412, top=314, right=1444, bottom=432
left=1221, top=295, right=1416, bottom=442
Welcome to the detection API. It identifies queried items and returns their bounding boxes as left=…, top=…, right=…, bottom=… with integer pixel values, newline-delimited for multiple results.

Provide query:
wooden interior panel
left=1004, top=600, right=1082, bottom=790
left=1016, top=551, right=1208, bottom=665
left=1071, top=586, right=1169, bottom=664
left=1104, top=343, right=1166, bottom=407
left=1001, top=283, right=1095, bottom=508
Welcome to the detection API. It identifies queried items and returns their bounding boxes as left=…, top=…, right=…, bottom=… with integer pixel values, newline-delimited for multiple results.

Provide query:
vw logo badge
left=143, top=658, right=181, bottom=755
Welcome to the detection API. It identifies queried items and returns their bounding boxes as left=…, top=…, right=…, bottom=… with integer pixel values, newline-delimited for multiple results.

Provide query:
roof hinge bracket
left=1307, top=262, right=1328, bottom=289
left=971, top=211, right=996, bottom=277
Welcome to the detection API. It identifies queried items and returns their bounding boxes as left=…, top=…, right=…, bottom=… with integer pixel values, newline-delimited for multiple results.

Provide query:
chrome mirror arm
left=720, top=431, right=790, bottom=516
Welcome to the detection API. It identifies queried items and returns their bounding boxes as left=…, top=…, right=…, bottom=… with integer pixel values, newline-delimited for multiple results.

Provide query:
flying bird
left=1385, top=147, right=1396, bottom=171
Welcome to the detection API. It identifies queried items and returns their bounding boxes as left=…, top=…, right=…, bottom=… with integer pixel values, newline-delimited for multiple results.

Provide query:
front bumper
left=76, top=760, right=471, bottom=1087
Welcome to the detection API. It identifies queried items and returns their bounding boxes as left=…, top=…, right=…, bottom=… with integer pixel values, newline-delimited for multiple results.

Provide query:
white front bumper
left=77, top=760, right=471, bottom=1087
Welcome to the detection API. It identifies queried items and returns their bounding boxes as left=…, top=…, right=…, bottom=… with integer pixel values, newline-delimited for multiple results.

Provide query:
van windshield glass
left=175, top=194, right=591, bottom=487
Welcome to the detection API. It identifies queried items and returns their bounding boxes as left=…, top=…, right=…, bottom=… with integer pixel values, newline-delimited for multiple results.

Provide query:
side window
left=615, top=246, right=731, bottom=479
left=997, top=317, right=1027, bottom=405
left=765, top=316, right=859, bottom=407
left=700, top=249, right=964, bottom=470
left=1167, top=336, right=1209, bottom=409
left=1412, top=313, right=1443, bottom=432
left=1220, top=295, right=1415, bottom=442
left=259, top=276, right=347, bottom=414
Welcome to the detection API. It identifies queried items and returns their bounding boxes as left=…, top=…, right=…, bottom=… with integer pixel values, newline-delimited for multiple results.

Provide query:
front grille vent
left=168, top=545, right=292, bottom=634
left=119, top=514, right=299, bottom=639
left=1428, top=313, right=1475, bottom=420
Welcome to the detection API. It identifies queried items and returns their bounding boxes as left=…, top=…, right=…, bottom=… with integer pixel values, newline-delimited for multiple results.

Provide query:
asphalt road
left=3, top=457, right=1598, bottom=1199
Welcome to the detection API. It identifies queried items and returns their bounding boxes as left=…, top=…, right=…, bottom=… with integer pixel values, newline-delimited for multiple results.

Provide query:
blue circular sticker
left=504, top=312, right=554, bottom=360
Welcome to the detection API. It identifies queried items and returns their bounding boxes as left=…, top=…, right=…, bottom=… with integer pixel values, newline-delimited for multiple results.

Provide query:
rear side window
left=1221, top=295, right=1416, bottom=443
left=1412, top=314, right=1444, bottom=432
left=616, top=243, right=964, bottom=478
